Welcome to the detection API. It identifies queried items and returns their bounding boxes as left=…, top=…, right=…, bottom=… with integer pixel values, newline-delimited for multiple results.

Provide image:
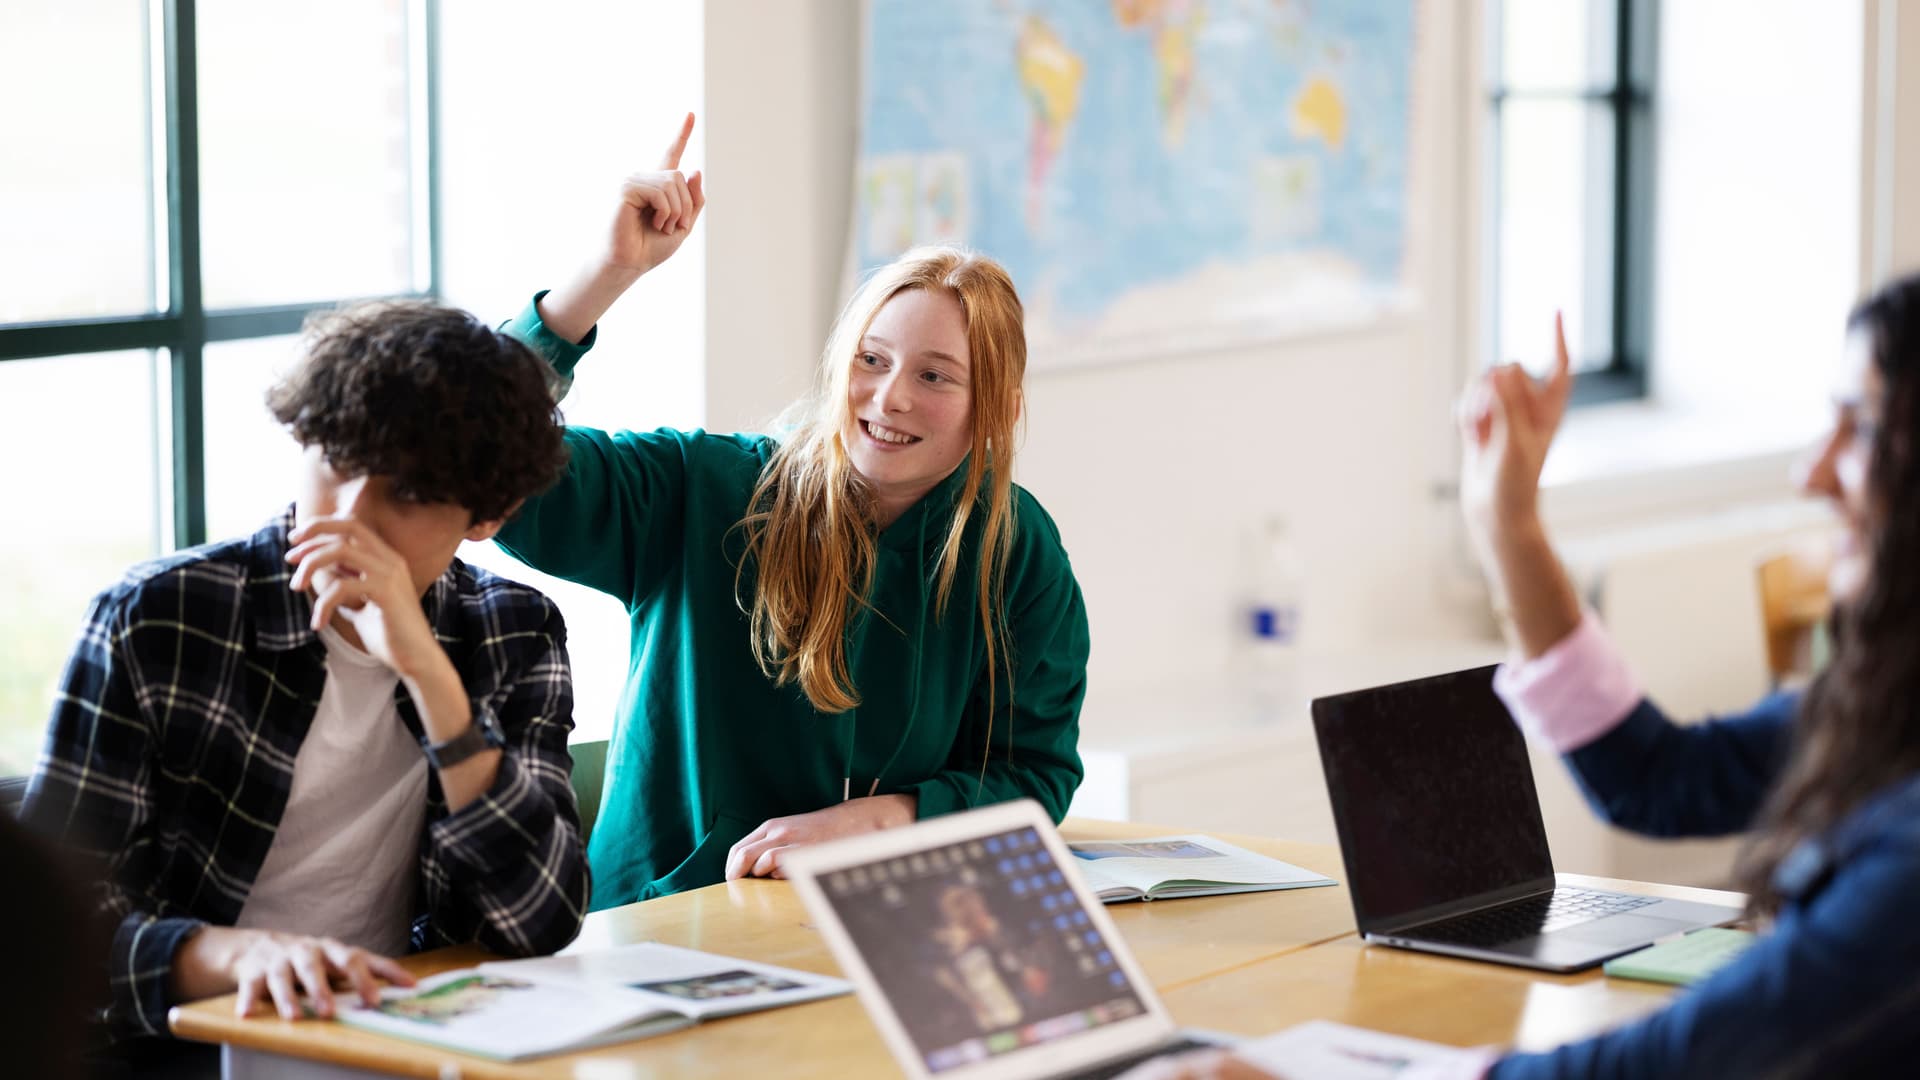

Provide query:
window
left=2, top=1, right=708, bottom=767
left=1479, top=2, right=1862, bottom=512
left=1485, top=0, right=1654, bottom=404
left=0, top=0, right=436, bottom=773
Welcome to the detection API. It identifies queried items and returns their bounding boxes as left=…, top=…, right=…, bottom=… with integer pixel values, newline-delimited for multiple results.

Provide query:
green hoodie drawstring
left=841, top=486, right=938, bottom=803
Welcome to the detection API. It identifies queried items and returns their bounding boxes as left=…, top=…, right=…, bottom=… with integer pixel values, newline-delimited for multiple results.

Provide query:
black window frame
left=0, top=0, right=443, bottom=550
left=1486, top=0, right=1657, bottom=407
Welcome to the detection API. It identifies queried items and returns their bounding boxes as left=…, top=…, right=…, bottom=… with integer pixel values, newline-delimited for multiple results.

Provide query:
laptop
left=785, top=800, right=1232, bottom=1080
left=1311, top=665, right=1743, bottom=973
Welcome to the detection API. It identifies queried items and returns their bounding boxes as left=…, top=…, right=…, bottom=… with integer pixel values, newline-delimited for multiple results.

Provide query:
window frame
left=1485, top=0, right=1657, bottom=407
left=0, top=0, right=444, bottom=550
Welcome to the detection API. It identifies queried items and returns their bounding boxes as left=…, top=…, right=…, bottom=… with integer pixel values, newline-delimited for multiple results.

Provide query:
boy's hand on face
left=286, top=517, right=443, bottom=679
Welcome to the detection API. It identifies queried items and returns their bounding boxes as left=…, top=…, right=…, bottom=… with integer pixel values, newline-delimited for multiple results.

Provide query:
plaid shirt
left=21, top=509, right=589, bottom=1038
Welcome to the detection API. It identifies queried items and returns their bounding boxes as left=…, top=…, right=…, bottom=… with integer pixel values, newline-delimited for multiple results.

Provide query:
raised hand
left=604, top=112, right=708, bottom=276
left=536, top=112, right=710, bottom=345
left=1458, top=312, right=1574, bottom=538
left=1457, top=313, right=1584, bottom=657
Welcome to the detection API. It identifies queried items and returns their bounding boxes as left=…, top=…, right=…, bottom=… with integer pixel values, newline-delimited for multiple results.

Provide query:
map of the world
left=852, top=0, right=1418, bottom=366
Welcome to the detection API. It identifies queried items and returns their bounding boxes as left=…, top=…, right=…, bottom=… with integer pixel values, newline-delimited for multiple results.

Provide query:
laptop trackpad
left=1561, top=914, right=1695, bottom=947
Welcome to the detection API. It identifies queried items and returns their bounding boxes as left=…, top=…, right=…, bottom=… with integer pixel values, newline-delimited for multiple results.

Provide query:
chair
left=1757, top=539, right=1833, bottom=688
left=569, top=738, right=609, bottom=844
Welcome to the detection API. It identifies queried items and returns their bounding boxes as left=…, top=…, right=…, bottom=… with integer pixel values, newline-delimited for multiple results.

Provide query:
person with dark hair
left=20, top=301, right=589, bottom=1059
left=1129, top=281, right=1920, bottom=1079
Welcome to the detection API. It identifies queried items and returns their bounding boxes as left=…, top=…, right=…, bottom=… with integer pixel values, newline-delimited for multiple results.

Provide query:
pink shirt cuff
left=1491, top=611, right=1642, bottom=753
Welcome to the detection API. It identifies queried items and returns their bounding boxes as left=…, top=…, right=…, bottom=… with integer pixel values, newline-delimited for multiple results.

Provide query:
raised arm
left=1457, top=313, right=1581, bottom=659
left=1464, top=318, right=1792, bottom=836
left=536, top=112, right=707, bottom=346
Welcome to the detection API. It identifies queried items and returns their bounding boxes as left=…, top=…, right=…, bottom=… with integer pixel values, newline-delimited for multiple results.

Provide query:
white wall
left=703, top=2, right=860, bottom=435
left=1651, top=0, right=1861, bottom=428
left=1867, top=0, right=1920, bottom=279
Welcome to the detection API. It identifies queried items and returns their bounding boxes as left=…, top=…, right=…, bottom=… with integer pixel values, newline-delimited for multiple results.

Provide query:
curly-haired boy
left=21, top=301, right=588, bottom=1055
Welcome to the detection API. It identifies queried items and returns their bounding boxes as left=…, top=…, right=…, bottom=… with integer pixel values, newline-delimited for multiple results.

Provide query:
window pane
left=0, top=4, right=154, bottom=323
left=203, top=335, right=306, bottom=540
left=1499, top=0, right=1614, bottom=93
left=197, top=0, right=413, bottom=308
left=0, top=352, right=162, bottom=773
left=1496, top=100, right=1615, bottom=373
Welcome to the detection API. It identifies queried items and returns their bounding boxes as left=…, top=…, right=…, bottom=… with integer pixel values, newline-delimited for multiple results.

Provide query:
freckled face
left=842, top=288, right=975, bottom=511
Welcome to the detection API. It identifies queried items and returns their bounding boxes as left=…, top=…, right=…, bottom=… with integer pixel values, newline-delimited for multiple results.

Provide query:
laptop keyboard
left=1409, top=889, right=1659, bottom=948
left=1066, top=1036, right=1222, bottom=1079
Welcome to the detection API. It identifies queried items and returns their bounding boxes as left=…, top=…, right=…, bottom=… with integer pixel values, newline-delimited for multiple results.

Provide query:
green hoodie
left=498, top=299, right=1089, bottom=910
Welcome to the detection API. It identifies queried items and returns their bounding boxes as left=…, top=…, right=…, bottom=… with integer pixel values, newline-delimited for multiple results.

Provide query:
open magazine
left=1068, top=834, right=1335, bottom=902
left=339, top=942, right=851, bottom=1061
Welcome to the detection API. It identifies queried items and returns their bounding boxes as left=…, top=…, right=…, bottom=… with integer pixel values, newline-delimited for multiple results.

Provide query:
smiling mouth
left=861, top=419, right=922, bottom=446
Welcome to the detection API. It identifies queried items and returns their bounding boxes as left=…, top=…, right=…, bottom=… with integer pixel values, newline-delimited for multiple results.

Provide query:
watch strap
left=423, top=711, right=505, bottom=769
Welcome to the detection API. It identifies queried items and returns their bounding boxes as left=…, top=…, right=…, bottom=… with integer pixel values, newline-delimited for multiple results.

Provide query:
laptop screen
left=811, top=824, right=1149, bottom=1074
left=1312, top=665, right=1556, bottom=929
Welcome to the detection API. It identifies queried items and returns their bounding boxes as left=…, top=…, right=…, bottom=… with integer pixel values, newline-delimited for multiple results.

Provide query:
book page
left=1066, top=835, right=1334, bottom=895
left=480, top=941, right=852, bottom=1021
left=1071, top=858, right=1135, bottom=899
left=341, top=968, right=673, bottom=1060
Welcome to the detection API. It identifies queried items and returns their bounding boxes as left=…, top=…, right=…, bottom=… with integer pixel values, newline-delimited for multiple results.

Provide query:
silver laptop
left=785, top=801, right=1231, bottom=1080
left=1311, top=665, right=1742, bottom=973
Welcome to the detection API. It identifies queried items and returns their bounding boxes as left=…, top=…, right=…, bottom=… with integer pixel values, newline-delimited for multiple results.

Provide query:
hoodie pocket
left=641, top=812, right=758, bottom=900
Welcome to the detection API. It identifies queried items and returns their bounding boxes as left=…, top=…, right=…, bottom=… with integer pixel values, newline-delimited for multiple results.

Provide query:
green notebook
left=1603, top=927, right=1756, bottom=986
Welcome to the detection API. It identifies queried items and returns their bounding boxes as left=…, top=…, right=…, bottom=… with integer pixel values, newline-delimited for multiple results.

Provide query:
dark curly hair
left=267, top=301, right=568, bottom=523
left=1740, top=272, right=1920, bottom=915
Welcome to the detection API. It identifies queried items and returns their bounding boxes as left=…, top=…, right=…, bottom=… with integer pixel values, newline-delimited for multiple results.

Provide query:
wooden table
left=1160, top=873, right=1745, bottom=1054
left=169, top=821, right=1737, bottom=1078
left=171, top=820, right=1345, bottom=1078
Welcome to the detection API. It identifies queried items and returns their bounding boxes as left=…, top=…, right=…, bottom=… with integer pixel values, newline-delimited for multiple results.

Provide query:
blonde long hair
left=736, top=247, right=1027, bottom=715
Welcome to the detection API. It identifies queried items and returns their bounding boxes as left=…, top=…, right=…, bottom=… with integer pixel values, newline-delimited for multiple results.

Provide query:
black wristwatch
left=422, top=709, right=506, bottom=769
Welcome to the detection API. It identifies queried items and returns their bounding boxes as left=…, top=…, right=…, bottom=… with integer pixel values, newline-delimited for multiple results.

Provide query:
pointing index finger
left=660, top=112, right=695, bottom=170
left=1550, top=311, right=1571, bottom=385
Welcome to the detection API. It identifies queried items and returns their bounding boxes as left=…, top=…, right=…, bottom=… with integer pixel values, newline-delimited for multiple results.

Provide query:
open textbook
left=1068, top=834, right=1336, bottom=902
left=339, top=942, right=851, bottom=1061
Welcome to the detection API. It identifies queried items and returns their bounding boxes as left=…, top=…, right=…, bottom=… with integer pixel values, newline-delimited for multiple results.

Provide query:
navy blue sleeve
left=1558, top=692, right=1796, bottom=838
left=1490, top=830, right=1920, bottom=1079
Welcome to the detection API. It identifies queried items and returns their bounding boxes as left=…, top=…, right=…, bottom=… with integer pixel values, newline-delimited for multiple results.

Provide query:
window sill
left=1539, top=396, right=1829, bottom=533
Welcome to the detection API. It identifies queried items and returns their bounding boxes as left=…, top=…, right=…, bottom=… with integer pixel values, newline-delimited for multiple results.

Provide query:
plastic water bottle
left=1240, top=517, right=1304, bottom=721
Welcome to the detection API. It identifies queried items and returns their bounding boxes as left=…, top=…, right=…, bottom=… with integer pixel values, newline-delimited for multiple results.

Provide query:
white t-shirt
left=235, top=625, right=429, bottom=957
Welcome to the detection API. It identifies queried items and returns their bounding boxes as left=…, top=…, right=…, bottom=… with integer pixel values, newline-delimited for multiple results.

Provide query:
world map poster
left=853, top=0, right=1419, bottom=367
